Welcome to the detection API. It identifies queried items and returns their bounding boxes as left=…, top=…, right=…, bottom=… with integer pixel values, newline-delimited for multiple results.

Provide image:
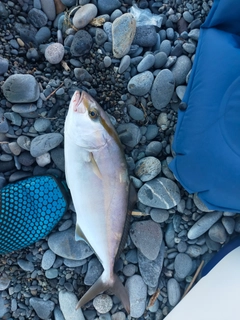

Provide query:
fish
left=64, top=90, right=136, bottom=313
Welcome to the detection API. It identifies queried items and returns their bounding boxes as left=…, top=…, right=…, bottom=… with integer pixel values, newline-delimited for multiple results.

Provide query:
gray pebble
left=117, top=123, right=141, bottom=148
left=205, top=234, right=221, bottom=251
left=186, top=245, right=202, bottom=258
left=110, top=9, right=122, bottom=22
left=235, top=216, right=240, bottom=232
left=112, top=311, right=126, bottom=320
left=30, top=133, right=63, bottom=157
left=188, top=211, right=223, bottom=239
left=59, top=291, right=85, bottom=320
left=128, top=104, right=144, bottom=121
left=98, top=0, right=121, bottom=14
left=70, top=30, right=93, bottom=56
left=193, top=193, right=214, bottom=212
left=0, top=56, right=9, bottom=75
left=123, top=264, right=137, bottom=277
left=128, top=71, right=154, bottom=96
left=34, top=118, right=51, bottom=132
left=171, top=55, right=192, bottom=86
left=84, top=257, right=103, bottom=286
left=208, top=222, right=227, bottom=243
left=145, top=124, right=158, bottom=140
left=112, top=13, right=136, bottom=58
left=138, top=177, right=181, bottom=209
left=154, top=52, right=168, bottom=69
left=130, top=220, right=162, bottom=260
left=95, top=28, right=108, bottom=46
left=40, top=0, right=56, bottom=21
left=45, top=43, right=64, bottom=64
left=165, top=222, right=175, bottom=248
left=30, top=297, right=54, bottom=319
left=133, top=25, right=158, bottom=47
left=145, top=141, right=162, bottom=157
left=150, top=208, right=169, bottom=223
left=222, top=217, right=235, bottom=235
left=17, top=259, right=34, bottom=272
left=0, top=273, right=10, bottom=290
left=41, top=249, right=56, bottom=270
left=151, top=69, right=175, bottom=110
left=73, top=4, right=98, bottom=29
left=48, top=227, right=93, bottom=259
left=12, top=103, right=37, bottom=113
left=188, top=29, right=200, bottom=41
left=135, top=156, right=161, bottom=182
left=54, top=306, right=65, bottom=320
left=93, top=294, right=113, bottom=314
left=126, top=249, right=138, bottom=264
left=2, top=74, right=40, bottom=103
left=74, top=68, right=93, bottom=82
left=183, top=11, right=194, bottom=23
left=104, top=56, right=112, bottom=68
left=176, top=85, right=187, bottom=100
left=183, top=42, right=196, bottom=54
left=138, top=242, right=164, bottom=287
left=60, top=0, right=76, bottom=5
left=177, top=241, right=187, bottom=253
left=167, top=278, right=181, bottom=306
left=0, top=115, right=9, bottom=133
left=159, top=40, right=172, bottom=56
left=118, top=55, right=131, bottom=74
left=28, top=8, right=47, bottom=28
left=50, top=148, right=65, bottom=172
left=174, top=253, right=192, bottom=279
left=103, top=22, right=113, bottom=42
left=137, top=54, right=155, bottom=72
left=45, top=268, right=58, bottom=279
left=125, top=275, right=147, bottom=318
left=4, top=112, right=22, bottom=126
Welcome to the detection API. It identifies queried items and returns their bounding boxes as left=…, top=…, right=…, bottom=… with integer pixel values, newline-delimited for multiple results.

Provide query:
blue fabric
left=170, top=0, right=240, bottom=212
left=0, top=175, right=69, bottom=254
left=201, top=237, right=240, bottom=277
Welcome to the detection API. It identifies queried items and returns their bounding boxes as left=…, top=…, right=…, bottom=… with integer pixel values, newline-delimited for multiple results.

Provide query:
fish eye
left=89, top=108, right=99, bottom=119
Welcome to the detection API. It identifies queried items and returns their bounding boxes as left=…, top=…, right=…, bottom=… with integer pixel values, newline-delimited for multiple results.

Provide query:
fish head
left=65, top=90, right=119, bottom=149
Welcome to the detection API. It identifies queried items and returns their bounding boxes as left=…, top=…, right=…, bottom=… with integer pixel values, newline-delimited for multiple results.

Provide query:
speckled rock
left=93, top=294, right=113, bottom=314
left=45, top=43, right=64, bottom=64
left=112, top=13, right=136, bottom=58
left=134, top=156, right=161, bottom=182
left=73, top=4, right=98, bottom=29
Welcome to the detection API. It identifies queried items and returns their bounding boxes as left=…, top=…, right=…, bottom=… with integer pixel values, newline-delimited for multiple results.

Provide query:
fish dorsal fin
left=90, top=152, right=102, bottom=180
left=75, top=223, right=90, bottom=244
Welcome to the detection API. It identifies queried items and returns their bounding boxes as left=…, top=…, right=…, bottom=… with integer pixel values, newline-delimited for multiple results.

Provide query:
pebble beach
left=1, top=0, right=239, bottom=320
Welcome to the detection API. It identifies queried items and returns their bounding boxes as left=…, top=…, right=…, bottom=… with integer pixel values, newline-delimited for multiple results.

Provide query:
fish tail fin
left=76, top=271, right=130, bottom=314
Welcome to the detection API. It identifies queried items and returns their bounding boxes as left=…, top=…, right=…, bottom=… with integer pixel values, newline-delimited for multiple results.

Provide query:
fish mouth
left=72, top=90, right=90, bottom=114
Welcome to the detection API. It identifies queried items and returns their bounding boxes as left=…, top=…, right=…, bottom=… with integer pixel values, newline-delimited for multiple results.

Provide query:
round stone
left=128, top=71, right=154, bottom=96
left=134, top=156, right=161, bottom=182
left=73, top=4, right=98, bottom=29
left=93, top=294, right=113, bottom=314
left=45, top=43, right=64, bottom=64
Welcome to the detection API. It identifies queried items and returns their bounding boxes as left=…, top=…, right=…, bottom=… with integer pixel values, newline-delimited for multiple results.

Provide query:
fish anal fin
left=90, top=152, right=102, bottom=180
left=76, top=271, right=130, bottom=314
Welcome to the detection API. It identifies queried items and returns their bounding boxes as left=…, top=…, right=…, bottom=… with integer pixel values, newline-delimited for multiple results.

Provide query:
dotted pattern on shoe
left=0, top=175, right=69, bottom=254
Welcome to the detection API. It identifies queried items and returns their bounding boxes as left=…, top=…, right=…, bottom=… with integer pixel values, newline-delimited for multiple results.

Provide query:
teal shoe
left=0, top=175, right=69, bottom=255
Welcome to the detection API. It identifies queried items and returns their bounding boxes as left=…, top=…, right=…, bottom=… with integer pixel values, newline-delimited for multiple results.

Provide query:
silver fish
left=64, top=90, right=135, bottom=313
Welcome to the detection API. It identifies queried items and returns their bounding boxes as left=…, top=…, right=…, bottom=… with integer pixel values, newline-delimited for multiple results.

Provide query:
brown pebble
left=53, top=0, right=66, bottom=14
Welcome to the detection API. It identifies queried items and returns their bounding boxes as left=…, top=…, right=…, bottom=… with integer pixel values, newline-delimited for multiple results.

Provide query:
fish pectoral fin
left=90, top=152, right=102, bottom=180
left=75, top=223, right=90, bottom=245
left=76, top=271, right=130, bottom=314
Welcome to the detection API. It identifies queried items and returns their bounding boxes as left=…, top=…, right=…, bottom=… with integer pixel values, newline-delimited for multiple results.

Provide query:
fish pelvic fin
left=76, top=271, right=130, bottom=314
